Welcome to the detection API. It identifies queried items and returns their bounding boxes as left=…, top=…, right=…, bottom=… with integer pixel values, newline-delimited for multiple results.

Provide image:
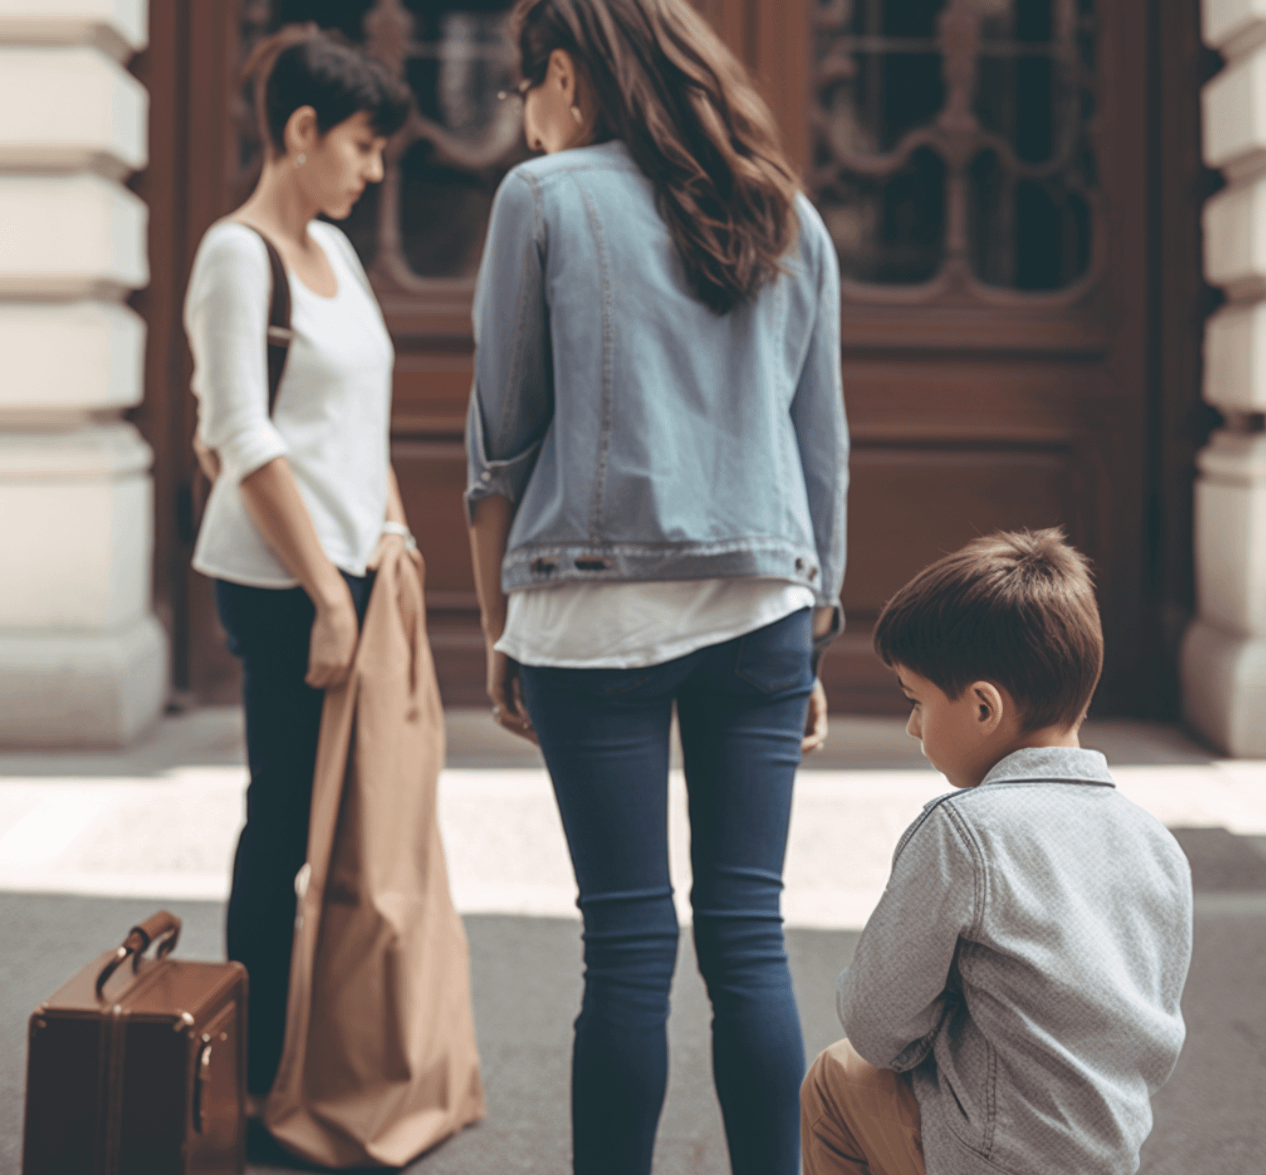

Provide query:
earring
left=293, top=152, right=307, bottom=169
left=571, top=105, right=583, bottom=124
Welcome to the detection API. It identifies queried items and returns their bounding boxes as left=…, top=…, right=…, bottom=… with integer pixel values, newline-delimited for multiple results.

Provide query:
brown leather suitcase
left=22, top=911, right=248, bottom=1175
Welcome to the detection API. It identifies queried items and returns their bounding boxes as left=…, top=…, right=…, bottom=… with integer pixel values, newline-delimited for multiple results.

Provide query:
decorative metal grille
left=811, top=0, right=1099, bottom=301
left=237, top=0, right=529, bottom=290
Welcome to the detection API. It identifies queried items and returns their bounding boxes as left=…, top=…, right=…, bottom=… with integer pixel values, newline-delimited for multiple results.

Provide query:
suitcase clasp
left=192, top=1038, right=213, bottom=1133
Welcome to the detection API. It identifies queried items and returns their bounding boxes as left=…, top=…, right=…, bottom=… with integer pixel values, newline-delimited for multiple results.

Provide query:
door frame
left=747, top=0, right=1208, bottom=716
left=133, top=0, right=1212, bottom=715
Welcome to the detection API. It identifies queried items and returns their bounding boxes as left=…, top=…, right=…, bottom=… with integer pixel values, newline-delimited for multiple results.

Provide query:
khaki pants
left=801, top=1040, right=926, bottom=1175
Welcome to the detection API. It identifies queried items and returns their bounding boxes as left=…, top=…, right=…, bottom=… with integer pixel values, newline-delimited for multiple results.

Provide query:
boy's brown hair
left=873, top=528, right=1103, bottom=732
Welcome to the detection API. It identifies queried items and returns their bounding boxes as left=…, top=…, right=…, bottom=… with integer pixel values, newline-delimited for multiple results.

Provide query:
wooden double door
left=134, top=0, right=1208, bottom=714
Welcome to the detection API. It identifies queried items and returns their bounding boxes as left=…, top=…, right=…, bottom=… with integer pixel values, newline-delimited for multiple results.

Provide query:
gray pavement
left=2, top=889, right=1264, bottom=1173
left=1, top=711, right=1264, bottom=1172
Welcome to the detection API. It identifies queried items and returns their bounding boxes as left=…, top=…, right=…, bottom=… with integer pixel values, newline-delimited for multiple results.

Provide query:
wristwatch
left=381, top=520, right=417, bottom=552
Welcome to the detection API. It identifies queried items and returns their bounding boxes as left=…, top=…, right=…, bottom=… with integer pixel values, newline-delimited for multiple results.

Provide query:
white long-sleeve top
left=185, top=220, right=393, bottom=587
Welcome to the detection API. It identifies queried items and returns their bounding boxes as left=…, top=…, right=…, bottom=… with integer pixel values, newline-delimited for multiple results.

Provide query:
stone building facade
left=1185, top=0, right=1266, bottom=755
left=0, top=0, right=166, bottom=745
left=0, top=0, right=1261, bottom=754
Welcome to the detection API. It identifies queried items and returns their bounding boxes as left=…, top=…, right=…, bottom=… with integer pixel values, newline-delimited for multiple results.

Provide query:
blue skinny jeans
left=520, top=607, right=813, bottom=1175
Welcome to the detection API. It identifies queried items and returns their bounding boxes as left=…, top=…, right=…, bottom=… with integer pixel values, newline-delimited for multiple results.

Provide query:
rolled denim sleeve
left=465, top=170, right=553, bottom=522
left=836, top=803, right=978, bottom=1071
left=185, top=225, right=289, bottom=484
left=790, top=205, right=849, bottom=608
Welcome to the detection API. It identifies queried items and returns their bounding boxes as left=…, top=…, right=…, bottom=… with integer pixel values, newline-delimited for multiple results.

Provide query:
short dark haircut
left=244, top=26, right=410, bottom=157
left=873, top=529, right=1103, bottom=732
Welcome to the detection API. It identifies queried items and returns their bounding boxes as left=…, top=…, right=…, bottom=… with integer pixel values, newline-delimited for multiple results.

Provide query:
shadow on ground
left=1, top=891, right=1262, bottom=1173
left=0, top=708, right=1223, bottom=778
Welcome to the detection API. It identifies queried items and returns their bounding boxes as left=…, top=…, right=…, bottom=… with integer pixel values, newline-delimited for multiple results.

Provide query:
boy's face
left=894, top=665, right=1009, bottom=789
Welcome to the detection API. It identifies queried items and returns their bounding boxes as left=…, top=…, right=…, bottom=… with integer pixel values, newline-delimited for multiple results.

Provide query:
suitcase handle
left=95, top=911, right=182, bottom=1000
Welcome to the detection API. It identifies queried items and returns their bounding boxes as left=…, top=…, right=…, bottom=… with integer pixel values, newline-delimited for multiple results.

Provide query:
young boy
left=801, top=530, right=1193, bottom=1175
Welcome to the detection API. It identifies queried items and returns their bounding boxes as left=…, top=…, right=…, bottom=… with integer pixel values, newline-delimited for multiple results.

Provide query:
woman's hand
left=235, top=457, right=360, bottom=688
left=368, top=531, right=404, bottom=570
left=470, top=496, right=532, bottom=740
left=306, top=588, right=359, bottom=689
left=801, top=679, right=828, bottom=754
left=193, top=436, right=221, bottom=483
left=487, top=644, right=537, bottom=743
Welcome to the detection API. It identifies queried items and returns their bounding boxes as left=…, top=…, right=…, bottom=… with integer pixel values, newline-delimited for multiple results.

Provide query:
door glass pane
left=240, top=0, right=530, bottom=282
left=399, top=1, right=528, bottom=278
left=823, top=149, right=947, bottom=285
left=811, top=0, right=1098, bottom=294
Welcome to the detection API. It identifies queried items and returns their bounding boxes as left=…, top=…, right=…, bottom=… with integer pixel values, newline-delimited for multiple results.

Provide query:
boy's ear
left=970, top=681, right=1005, bottom=735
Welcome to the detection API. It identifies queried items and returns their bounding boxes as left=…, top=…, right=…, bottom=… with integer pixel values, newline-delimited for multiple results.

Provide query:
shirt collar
left=979, top=746, right=1115, bottom=789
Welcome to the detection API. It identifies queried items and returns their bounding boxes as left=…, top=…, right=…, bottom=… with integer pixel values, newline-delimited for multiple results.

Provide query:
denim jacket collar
left=979, top=746, right=1114, bottom=789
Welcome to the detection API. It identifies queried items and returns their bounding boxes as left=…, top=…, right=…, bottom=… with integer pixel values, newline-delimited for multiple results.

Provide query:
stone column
left=1183, top=0, right=1266, bottom=754
left=0, top=0, right=166, bottom=746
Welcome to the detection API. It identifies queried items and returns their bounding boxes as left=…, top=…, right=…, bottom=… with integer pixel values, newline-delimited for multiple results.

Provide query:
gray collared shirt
left=837, top=747, right=1192, bottom=1175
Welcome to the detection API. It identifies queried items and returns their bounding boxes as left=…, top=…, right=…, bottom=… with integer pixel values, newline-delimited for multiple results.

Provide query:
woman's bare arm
left=468, top=494, right=535, bottom=740
left=802, top=608, right=834, bottom=753
left=368, top=466, right=410, bottom=569
left=238, top=456, right=358, bottom=688
left=385, top=465, right=406, bottom=526
left=469, top=494, right=512, bottom=639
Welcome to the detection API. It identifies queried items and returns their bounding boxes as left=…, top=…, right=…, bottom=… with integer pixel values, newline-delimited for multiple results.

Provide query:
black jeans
left=214, top=572, right=372, bottom=1095
left=519, top=608, right=814, bottom=1175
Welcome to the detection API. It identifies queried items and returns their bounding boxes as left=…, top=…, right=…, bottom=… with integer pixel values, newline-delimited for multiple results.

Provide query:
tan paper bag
left=265, top=544, right=485, bottom=1167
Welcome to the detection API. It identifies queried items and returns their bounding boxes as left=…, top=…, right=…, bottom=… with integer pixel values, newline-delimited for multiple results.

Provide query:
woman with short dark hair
left=466, top=1, right=849, bottom=1171
left=184, top=26, right=410, bottom=1103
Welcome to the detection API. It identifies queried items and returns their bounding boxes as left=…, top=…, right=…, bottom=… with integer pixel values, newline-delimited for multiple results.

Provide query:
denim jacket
left=465, top=140, right=848, bottom=607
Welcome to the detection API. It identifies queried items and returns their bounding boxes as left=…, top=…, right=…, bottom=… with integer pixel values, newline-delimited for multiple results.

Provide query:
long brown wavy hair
left=512, top=0, right=800, bottom=315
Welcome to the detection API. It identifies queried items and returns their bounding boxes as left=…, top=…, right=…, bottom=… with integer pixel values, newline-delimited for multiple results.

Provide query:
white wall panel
left=0, top=174, right=147, bottom=297
left=0, top=0, right=147, bottom=56
left=0, top=46, right=146, bottom=174
left=0, top=302, right=144, bottom=415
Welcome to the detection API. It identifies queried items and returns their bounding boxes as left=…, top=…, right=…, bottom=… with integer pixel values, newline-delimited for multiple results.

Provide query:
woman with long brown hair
left=466, top=1, right=848, bottom=1171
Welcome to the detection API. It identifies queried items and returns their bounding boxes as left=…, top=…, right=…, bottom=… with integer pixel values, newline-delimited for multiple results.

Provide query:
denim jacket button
left=480, top=471, right=492, bottom=483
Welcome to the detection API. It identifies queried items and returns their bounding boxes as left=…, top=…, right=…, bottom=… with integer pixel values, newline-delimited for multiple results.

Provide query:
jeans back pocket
left=732, top=608, right=813, bottom=695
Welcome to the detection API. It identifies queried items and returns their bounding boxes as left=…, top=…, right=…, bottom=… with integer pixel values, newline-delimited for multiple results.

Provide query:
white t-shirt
left=185, top=220, right=393, bottom=587
left=496, top=578, right=816, bottom=669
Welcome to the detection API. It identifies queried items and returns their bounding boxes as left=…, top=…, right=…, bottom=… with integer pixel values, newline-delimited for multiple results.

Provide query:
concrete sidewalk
left=1, top=708, right=1262, bottom=924
left=0, top=710, right=1264, bottom=1172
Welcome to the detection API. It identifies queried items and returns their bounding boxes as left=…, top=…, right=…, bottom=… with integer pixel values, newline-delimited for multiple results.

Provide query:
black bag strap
left=246, top=226, right=293, bottom=417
